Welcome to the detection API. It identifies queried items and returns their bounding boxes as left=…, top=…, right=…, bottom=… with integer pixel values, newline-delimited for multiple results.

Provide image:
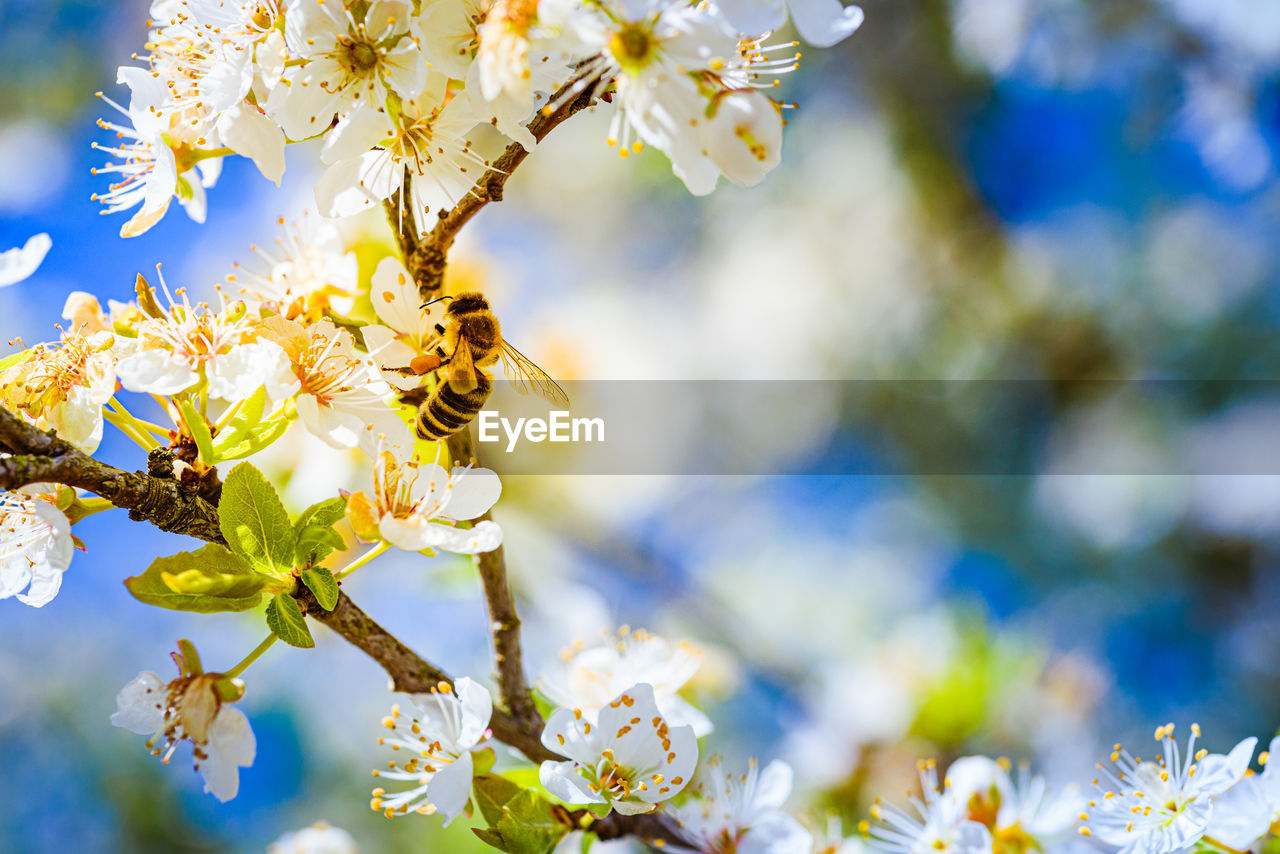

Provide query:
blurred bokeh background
left=4, top=0, right=1280, bottom=850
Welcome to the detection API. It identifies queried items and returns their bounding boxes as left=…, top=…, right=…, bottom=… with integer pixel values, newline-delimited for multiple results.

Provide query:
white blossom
left=1210, top=736, right=1280, bottom=849
left=346, top=449, right=504, bottom=553
left=866, top=759, right=993, bottom=854
left=539, top=682, right=698, bottom=815
left=944, top=756, right=1081, bottom=845
left=259, top=317, right=413, bottom=460
left=228, top=214, right=360, bottom=314
left=540, top=627, right=713, bottom=737
left=0, top=317, right=116, bottom=453
left=268, top=0, right=428, bottom=141
left=268, top=822, right=360, bottom=854
left=1083, top=723, right=1256, bottom=854
left=0, top=489, right=73, bottom=608
left=113, top=285, right=294, bottom=403
left=665, top=757, right=812, bottom=854
left=0, top=233, right=51, bottom=287
left=110, top=669, right=256, bottom=802
left=370, top=678, right=493, bottom=823
left=313, top=77, right=489, bottom=225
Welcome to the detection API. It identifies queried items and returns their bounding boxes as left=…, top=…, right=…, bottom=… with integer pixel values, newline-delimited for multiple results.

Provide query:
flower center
left=610, top=24, right=656, bottom=71
left=341, top=38, right=381, bottom=74
left=250, top=3, right=274, bottom=30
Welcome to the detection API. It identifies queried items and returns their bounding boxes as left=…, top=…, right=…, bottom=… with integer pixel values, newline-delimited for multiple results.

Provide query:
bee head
left=444, top=293, right=489, bottom=315
left=421, top=292, right=490, bottom=314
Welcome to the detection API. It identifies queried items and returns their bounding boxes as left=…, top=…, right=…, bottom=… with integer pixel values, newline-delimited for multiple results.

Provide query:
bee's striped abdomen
left=414, top=373, right=493, bottom=440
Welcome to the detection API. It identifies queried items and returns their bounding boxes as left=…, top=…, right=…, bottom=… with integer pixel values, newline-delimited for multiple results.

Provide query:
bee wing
left=447, top=336, right=479, bottom=393
left=499, top=341, right=570, bottom=407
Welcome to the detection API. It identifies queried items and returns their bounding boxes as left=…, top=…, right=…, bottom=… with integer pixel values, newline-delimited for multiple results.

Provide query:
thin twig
left=447, top=427, right=541, bottom=734
left=297, top=586, right=559, bottom=763
left=384, top=79, right=597, bottom=301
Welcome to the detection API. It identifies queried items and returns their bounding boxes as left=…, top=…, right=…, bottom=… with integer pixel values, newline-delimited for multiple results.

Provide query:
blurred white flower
left=371, top=678, right=492, bottom=823
left=1209, top=736, right=1280, bottom=850
left=866, top=760, right=992, bottom=854
left=346, top=450, right=504, bottom=553
left=229, top=214, right=360, bottom=314
left=111, top=669, right=256, bottom=802
left=539, top=627, right=712, bottom=736
left=0, top=489, right=73, bottom=608
left=540, top=682, right=697, bottom=815
left=944, top=756, right=1081, bottom=844
left=1083, top=723, right=1255, bottom=854
left=268, top=821, right=360, bottom=854
left=665, top=758, right=811, bottom=854
left=712, top=0, right=863, bottom=47
left=0, top=233, right=51, bottom=287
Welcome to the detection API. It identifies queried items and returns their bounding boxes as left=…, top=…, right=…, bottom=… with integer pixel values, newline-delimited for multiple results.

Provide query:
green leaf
left=219, top=462, right=296, bottom=578
left=125, top=545, right=267, bottom=613
left=265, top=592, right=314, bottom=648
left=300, top=567, right=339, bottom=611
left=474, top=774, right=525, bottom=827
left=495, top=790, right=569, bottom=854
left=472, top=776, right=569, bottom=854
left=177, top=398, right=216, bottom=465
left=473, top=829, right=507, bottom=850
left=213, top=415, right=291, bottom=461
left=294, top=495, right=349, bottom=566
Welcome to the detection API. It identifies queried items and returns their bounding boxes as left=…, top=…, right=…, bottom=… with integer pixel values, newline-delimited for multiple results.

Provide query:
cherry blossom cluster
left=92, top=0, right=864, bottom=237
left=0, top=230, right=505, bottom=607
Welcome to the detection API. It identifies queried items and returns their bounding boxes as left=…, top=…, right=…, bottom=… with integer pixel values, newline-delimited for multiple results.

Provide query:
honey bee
left=405, top=293, right=569, bottom=441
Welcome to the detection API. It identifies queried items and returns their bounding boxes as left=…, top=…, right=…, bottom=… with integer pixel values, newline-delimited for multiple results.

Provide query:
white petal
left=110, top=671, right=167, bottom=734
left=738, top=811, right=812, bottom=854
left=422, top=520, right=504, bottom=554
left=0, top=233, right=52, bottom=287
left=785, top=0, right=864, bottom=46
left=541, top=707, right=596, bottom=764
left=710, top=0, right=786, bottom=39
left=703, top=90, right=782, bottom=189
left=752, top=760, right=794, bottom=810
left=443, top=467, right=503, bottom=520
left=539, top=759, right=605, bottom=805
left=321, top=106, right=394, bottom=165
left=1194, top=738, right=1258, bottom=797
left=453, top=677, right=494, bottom=747
left=201, top=706, right=256, bottom=802
left=314, top=152, right=397, bottom=218
left=217, top=104, right=286, bottom=185
left=429, top=750, right=475, bottom=825
left=369, top=256, right=423, bottom=335
left=1208, top=777, right=1273, bottom=850
left=208, top=340, right=295, bottom=402
left=116, top=348, right=199, bottom=395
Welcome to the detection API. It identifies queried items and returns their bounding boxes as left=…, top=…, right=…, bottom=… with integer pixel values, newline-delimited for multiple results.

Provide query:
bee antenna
left=420, top=295, right=454, bottom=310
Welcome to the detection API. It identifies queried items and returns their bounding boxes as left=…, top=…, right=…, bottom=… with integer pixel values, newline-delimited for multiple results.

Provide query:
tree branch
left=447, top=426, right=542, bottom=735
left=0, top=406, right=556, bottom=760
left=0, top=407, right=225, bottom=544
left=385, top=79, right=597, bottom=301
left=297, top=586, right=559, bottom=763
